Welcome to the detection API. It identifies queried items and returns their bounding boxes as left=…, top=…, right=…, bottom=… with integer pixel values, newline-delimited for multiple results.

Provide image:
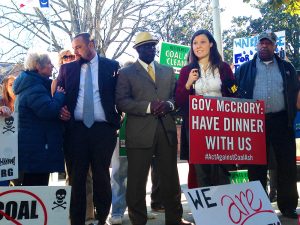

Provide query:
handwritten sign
left=233, top=30, right=285, bottom=71
left=0, top=113, right=18, bottom=181
left=0, top=186, right=71, bottom=225
left=189, top=96, right=266, bottom=164
left=183, top=181, right=281, bottom=225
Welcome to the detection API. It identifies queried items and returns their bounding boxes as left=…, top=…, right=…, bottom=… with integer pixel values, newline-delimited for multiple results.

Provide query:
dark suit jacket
left=115, top=61, right=177, bottom=148
left=57, top=55, right=120, bottom=129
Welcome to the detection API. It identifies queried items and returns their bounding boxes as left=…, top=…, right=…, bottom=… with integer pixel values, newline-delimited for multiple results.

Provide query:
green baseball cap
left=258, top=30, right=277, bottom=44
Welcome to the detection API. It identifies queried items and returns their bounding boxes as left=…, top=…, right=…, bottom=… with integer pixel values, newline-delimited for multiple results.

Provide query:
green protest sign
left=119, top=115, right=127, bottom=156
left=229, top=170, right=249, bottom=184
left=159, top=42, right=190, bottom=78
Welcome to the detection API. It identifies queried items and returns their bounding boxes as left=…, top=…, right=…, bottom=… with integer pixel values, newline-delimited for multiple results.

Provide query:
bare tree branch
left=0, top=0, right=212, bottom=63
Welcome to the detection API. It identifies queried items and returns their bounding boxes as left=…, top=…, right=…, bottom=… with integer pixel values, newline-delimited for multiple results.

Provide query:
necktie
left=147, top=64, right=155, bottom=82
left=83, top=63, right=94, bottom=128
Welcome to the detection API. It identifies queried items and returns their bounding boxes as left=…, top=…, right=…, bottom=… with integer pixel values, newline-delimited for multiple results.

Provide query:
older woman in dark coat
left=13, top=51, right=65, bottom=186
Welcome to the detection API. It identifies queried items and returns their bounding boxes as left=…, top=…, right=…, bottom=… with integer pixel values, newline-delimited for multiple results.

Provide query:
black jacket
left=235, top=53, right=299, bottom=127
left=57, top=55, right=121, bottom=129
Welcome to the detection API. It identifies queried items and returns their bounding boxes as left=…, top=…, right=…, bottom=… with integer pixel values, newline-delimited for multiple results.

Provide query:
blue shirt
left=253, top=57, right=285, bottom=113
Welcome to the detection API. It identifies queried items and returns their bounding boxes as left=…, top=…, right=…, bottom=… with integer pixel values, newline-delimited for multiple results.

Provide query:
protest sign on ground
left=0, top=186, right=71, bottom=225
left=183, top=181, right=281, bottom=225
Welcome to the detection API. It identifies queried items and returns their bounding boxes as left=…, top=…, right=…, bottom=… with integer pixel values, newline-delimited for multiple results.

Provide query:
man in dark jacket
left=57, top=32, right=120, bottom=225
left=235, top=30, right=299, bottom=219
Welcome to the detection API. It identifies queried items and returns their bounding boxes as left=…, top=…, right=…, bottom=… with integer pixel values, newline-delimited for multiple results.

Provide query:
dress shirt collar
left=137, top=58, right=155, bottom=72
left=258, top=55, right=275, bottom=65
left=89, top=54, right=98, bottom=65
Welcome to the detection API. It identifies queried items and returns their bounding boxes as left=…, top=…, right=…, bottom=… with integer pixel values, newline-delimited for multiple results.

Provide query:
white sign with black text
left=183, top=181, right=280, bottom=225
left=0, top=113, right=18, bottom=181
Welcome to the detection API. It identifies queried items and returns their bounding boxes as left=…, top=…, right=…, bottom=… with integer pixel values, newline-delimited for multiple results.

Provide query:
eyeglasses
left=62, top=55, right=75, bottom=60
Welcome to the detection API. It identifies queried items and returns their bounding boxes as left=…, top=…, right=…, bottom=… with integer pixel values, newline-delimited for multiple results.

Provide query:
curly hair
left=58, top=49, right=74, bottom=66
left=24, top=51, right=51, bottom=71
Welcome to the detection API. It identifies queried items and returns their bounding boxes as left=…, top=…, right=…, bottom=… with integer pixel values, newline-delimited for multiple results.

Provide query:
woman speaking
left=176, top=29, right=237, bottom=187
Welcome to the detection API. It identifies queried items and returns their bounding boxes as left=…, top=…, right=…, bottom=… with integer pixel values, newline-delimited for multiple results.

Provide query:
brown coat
left=115, top=60, right=177, bottom=148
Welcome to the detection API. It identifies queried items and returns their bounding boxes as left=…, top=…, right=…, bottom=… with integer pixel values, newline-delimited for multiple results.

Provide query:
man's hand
left=59, top=105, right=71, bottom=121
left=0, top=106, right=12, bottom=118
left=56, top=86, right=65, bottom=94
left=150, top=100, right=160, bottom=115
left=150, top=100, right=172, bottom=117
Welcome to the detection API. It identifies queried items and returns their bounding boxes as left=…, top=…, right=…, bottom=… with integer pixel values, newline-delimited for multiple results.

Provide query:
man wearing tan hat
left=116, top=32, right=193, bottom=225
left=235, top=30, right=299, bottom=219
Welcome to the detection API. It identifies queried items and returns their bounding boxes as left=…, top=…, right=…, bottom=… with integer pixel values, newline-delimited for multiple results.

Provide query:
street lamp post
left=212, top=0, right=223, bottom=58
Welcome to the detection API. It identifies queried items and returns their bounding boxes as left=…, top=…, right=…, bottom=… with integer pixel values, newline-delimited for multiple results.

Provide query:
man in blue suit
left=57, top=32, right=120, bottom=225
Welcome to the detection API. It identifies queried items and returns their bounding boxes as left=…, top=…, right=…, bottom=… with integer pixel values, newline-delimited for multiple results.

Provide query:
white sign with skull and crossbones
left=0, top=113, right=18, bottom=181
left=2, top=116, right=15, bottom=134
left=0, top=186, right=71, bottom=225
left=52, top=189, right=67, bottom=210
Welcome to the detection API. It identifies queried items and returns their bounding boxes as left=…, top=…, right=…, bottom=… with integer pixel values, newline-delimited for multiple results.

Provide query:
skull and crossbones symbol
left=52, top=189, right=67, bottom=210
left=3, top=116, right=15, bottom=134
